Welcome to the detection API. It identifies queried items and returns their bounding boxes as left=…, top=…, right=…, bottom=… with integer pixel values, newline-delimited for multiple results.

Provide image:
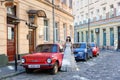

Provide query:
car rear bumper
left=75, top=54, right=85, bottom=60
left=92, top=51, right=97, bottom=56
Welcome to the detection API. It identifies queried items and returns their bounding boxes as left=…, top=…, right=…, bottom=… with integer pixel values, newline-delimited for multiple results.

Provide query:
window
left=8, top=27, right=14, bottom=40
left=110, top=28, right=114, bottom=46
left=117, top=2, right=120, bottom=16
left=7, top=6, right=16, bottom=16
left=54, top=22, right=59, bottom=42
left=102, top=7, right=106, bottom=19
left=81, top=15, right=84, bottom=24
left=77, top=32, right=80, bottom=42
left=44, top=20, right=49, bottom=41
left=110, top=4, right=114, bottom=8
left=81, top=32, right=84, bottom=42
left=96, top=9, right=100, bottom=21
left=91, top=30, right=94, bottom=42
left=63, top=24, right=66, bottom=40
left=90, top=11, right=93, bottom=22
left=86, top=13, right=88, bottom=23
left=109, top=4, right=114, bottom=18
left=103, top=29, right=106, bottom=46
left=81, top=0, right=83, bottom=8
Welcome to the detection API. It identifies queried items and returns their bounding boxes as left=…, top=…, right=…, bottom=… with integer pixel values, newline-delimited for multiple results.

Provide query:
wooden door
left=29, top=30, right=35, bottom=53
left=7, top=24, right=16, bottom=61
left=118, top=27, right=120, bottom=49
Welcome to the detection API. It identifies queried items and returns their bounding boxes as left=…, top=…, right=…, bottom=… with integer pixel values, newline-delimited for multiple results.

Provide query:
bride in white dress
left=61, top=36, right=79, bottom=72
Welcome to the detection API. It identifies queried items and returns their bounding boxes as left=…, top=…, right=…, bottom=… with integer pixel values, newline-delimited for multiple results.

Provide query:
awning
left=27, top=10, right=47, bottom=18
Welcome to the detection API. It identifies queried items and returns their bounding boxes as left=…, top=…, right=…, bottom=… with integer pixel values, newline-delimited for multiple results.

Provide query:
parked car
left=90, top=42, right=100, bottom=57
left=21, top=44, right=63, bottom=74
left=73, top=42, right=93, bottom=61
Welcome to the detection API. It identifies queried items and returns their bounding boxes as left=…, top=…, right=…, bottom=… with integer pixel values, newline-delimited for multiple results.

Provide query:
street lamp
left=87, top=0, right=90, bottom=43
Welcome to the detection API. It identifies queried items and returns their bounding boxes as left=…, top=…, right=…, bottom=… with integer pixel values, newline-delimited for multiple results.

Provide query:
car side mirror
left=87, top=45, right=89, bottom=48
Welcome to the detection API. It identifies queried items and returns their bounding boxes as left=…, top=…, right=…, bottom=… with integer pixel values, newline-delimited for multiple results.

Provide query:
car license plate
left=28, top=65, right=40, bottom=68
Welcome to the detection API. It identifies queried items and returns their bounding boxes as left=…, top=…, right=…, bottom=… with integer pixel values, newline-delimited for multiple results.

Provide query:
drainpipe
left=88, top=0, right=90, bottom=43
left=52, top=0, right=55, bottom=43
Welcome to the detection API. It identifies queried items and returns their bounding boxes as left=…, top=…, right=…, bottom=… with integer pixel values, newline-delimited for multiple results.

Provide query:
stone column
left=93, top=29, right=96, bottom=43
left=114, top=26, right=118, bottom=50
left=99, top=27, right=103, bottom=48
left=106, top=27, right=110, bottom=49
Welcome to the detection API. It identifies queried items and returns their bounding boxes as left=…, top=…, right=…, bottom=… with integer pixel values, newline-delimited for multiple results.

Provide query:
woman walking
left=61, top=36, right=79, bottom=72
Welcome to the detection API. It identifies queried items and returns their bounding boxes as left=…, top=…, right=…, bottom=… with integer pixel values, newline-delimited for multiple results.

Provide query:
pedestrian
left=61, top=36, right=79, bottom=72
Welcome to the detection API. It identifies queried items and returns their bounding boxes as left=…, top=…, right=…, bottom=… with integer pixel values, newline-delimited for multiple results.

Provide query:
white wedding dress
left=61, top=42, right=79, bottom=72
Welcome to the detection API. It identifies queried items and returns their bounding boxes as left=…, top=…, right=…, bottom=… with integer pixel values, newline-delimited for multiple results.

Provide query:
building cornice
left=75, top=16, right=120, bottom=28
left=36, top=0, right=73, bottom=18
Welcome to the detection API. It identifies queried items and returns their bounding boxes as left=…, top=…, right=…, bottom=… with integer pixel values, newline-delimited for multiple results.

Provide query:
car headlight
left=84, top=49, right=87, bottom=53
left=21, top=58, right=25, bottom=63
left=47, top=58, right=52, bottom=64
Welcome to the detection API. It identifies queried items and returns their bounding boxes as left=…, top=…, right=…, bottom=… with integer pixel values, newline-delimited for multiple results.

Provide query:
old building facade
left=0, top=0, right=74, bottom=66
left=73, top=0, right=120, bottom=50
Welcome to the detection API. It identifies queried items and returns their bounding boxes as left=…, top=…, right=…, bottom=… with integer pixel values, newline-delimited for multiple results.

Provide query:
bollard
left=14, top=54, right=17, bottom=71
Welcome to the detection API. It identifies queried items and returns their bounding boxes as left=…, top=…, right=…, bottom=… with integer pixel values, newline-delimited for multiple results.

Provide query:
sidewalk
left=0, top=61, right=25, bottom=80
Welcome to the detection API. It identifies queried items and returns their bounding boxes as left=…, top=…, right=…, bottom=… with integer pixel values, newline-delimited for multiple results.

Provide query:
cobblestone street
left=3, top=50, right=120, bottom=80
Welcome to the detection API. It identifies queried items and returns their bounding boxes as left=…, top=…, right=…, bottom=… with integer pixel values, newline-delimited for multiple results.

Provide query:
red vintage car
left=21, top=44, right=63, bottom=74
left=90, top=42, right=100, bottom=57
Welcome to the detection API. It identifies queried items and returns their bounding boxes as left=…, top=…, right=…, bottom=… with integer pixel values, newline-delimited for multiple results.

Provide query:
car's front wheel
left=51, top=62, right=58, bottom=75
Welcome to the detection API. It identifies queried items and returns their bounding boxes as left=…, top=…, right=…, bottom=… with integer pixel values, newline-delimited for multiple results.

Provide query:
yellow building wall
left=0, top=5, right=7, bottom=55
left=17, top=0, right=74, bottom=54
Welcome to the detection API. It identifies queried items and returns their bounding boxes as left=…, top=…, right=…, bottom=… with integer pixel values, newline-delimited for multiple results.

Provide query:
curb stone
left=0, top=70, right=25, bottom=80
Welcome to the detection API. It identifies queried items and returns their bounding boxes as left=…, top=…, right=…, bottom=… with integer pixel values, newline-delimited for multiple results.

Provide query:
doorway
left=103, top=29, right=106, bottom=46
left=29, top=29, right=35, bottom=53
left=118, top=27, right=120, bottom=49
left=7, top=24, right=16, bottom=61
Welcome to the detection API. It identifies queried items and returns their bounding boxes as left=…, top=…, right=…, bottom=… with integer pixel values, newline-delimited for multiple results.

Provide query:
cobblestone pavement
left=3, top=50, right=120, bottom=80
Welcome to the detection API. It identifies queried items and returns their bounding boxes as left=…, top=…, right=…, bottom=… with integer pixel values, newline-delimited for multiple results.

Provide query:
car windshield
left=35, top=44, right=58, bottom=53
left=90, top=43, right=95, bottom=47
left=73, top=43, right=86, bottom=48
left=73, top=44, right=80, bottom=48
